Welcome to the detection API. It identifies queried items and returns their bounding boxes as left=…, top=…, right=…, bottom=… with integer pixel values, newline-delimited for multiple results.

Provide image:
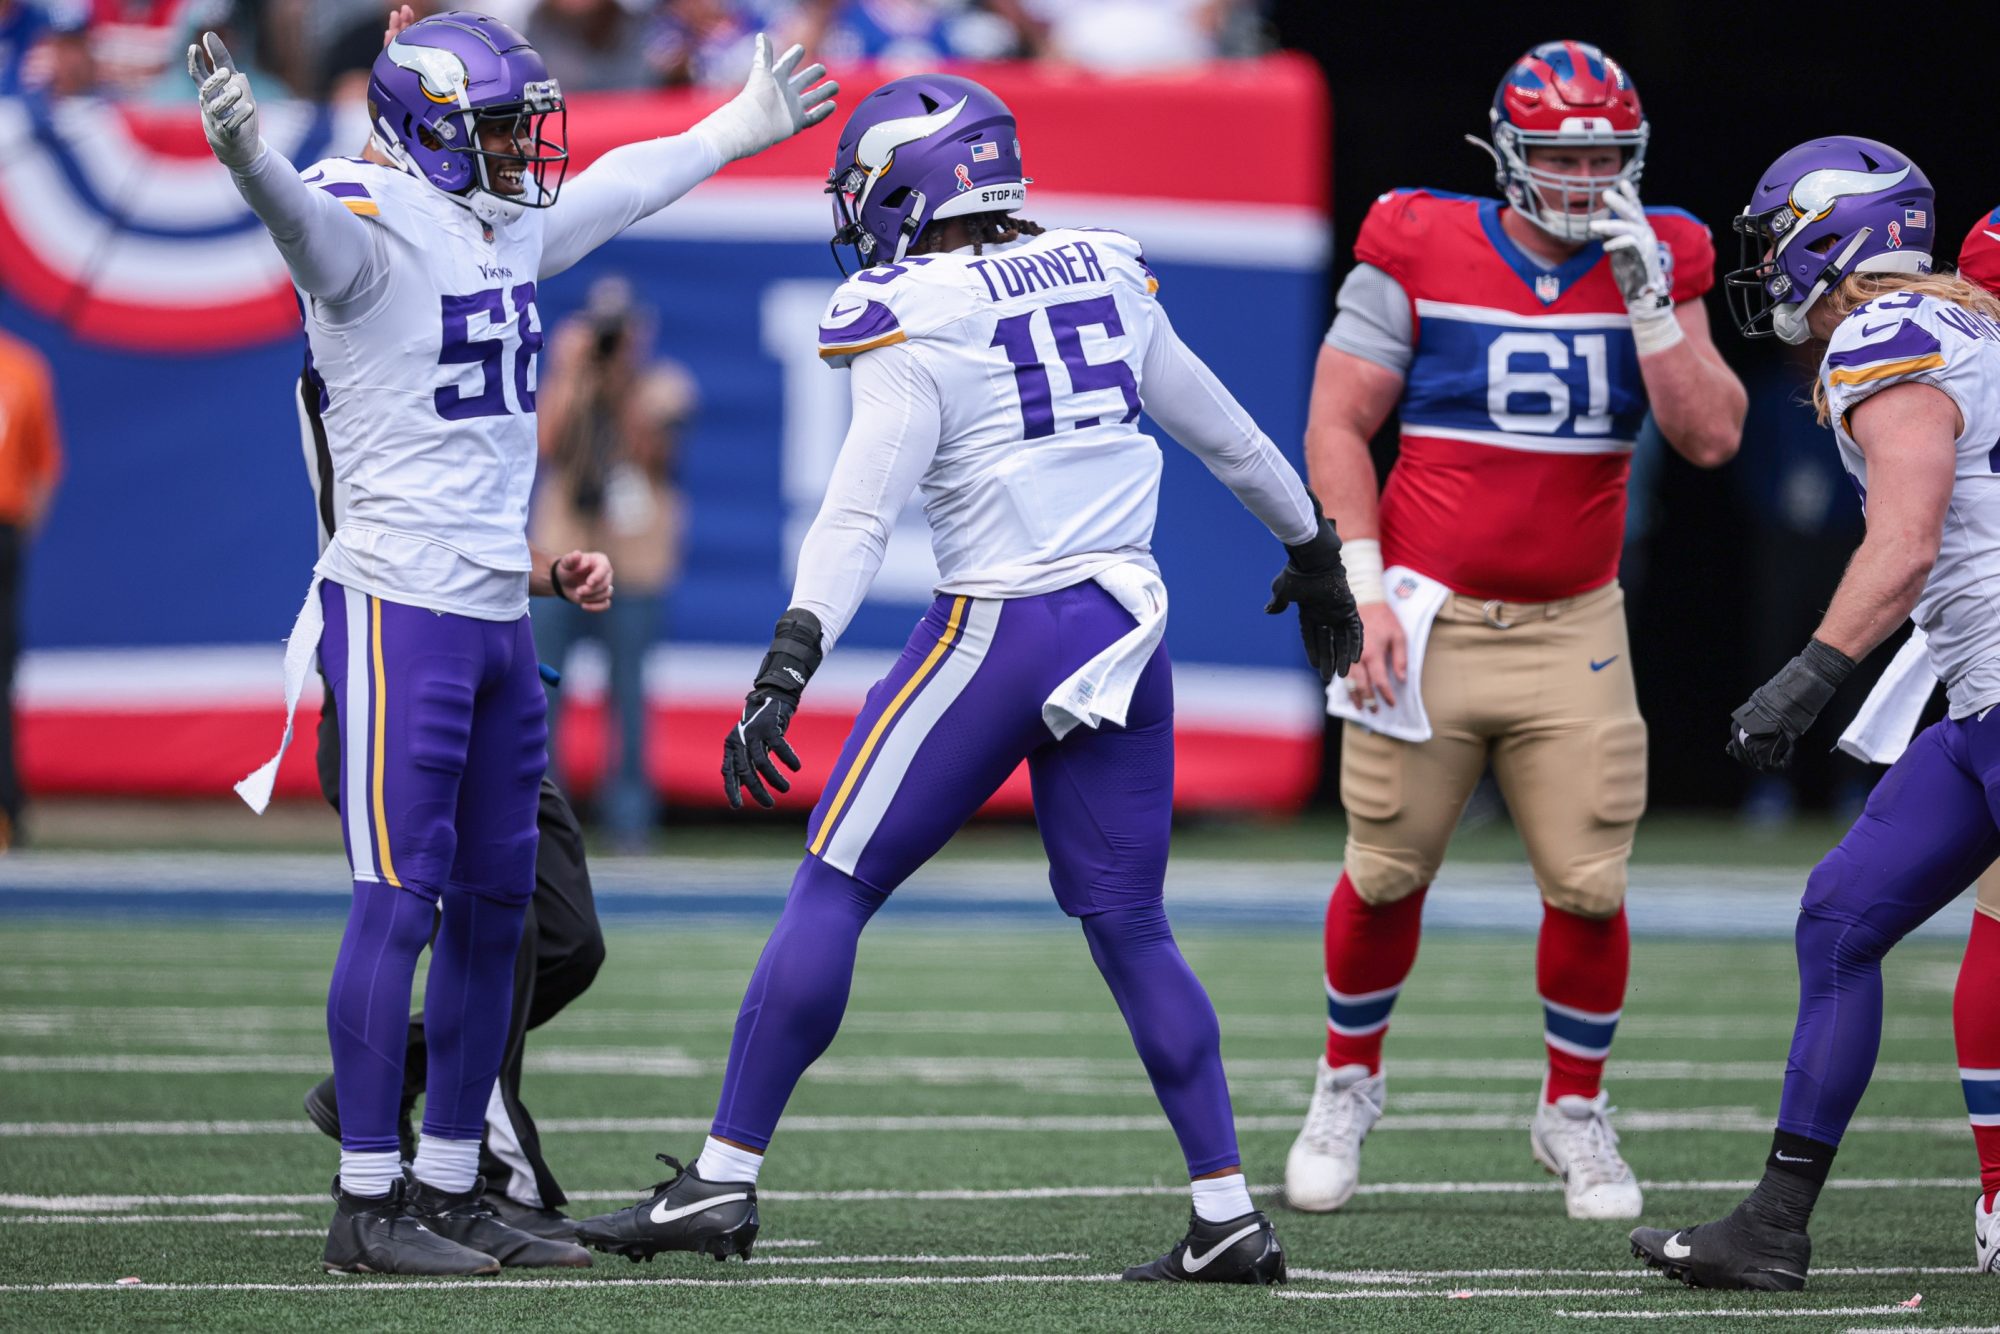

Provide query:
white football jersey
left=297, top=157, right=545, bottom=620
left=1822, top=291, right=2000, bottom=717
left=815, top=228, right=1168, bottom=598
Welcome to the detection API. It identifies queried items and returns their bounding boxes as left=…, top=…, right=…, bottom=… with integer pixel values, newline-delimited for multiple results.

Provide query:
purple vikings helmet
left=367, top=12, right=568, bottom=208
left=1727, top=136, right=1934, bottom=343
left=827, top=74, right=1026, bottom=272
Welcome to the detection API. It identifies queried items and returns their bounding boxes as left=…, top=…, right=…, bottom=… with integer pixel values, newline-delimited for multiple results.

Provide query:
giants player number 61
left=1287, top=40, right=1746, bottom=1223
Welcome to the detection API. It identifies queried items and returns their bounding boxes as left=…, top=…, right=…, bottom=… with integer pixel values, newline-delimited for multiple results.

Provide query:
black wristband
left=549, top=559, right=570, bottom=602
left=1799, top=638, right=1857, bottom=689
left=752, top=608, right=825, bottom=702
left=1282, top=492, right=1344, bottom=573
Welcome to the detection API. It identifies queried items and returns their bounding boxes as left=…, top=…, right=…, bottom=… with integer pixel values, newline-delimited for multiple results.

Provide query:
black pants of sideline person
left=316, top=685, right=605, bottom=1209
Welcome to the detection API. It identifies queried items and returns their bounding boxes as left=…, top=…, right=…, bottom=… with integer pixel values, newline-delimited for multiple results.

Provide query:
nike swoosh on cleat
left=1182, top=1223, right=1261, bottom=1273
left=1662, top=1233, right=1693, bottom=1260
left=649, top=1192, right=748, bottom=1226
left=1773, top=1151, right=1813, bottom=1163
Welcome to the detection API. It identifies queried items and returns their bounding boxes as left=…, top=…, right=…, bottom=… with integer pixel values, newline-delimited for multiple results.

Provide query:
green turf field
left=0, top=914, right=1989, bottom=1330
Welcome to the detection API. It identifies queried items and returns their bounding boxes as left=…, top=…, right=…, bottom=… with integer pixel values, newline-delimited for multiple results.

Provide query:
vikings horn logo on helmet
left=383, top=36, right=470, bottom=108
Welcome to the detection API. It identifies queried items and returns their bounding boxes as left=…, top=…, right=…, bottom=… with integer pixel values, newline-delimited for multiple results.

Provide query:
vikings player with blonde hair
left=1633, top=137, right=2000, bottom=1287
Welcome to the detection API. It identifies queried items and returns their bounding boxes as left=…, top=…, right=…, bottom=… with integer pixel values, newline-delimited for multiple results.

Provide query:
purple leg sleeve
left=1081, top=904, right=1241, bottom=1177
left=327, top=879, right=436, bottom=1154
left=1780, top=716, right=2000, bottom=1143
left=710, top=855, right=889, bottom=1149
left=420, top=889, right=528, bottom=1140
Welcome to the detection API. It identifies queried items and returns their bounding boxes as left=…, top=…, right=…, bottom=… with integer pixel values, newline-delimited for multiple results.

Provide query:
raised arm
left=189, top=35, right=386, bottom=308
left=721, top=344, right=941, bottom=809
left=541, top=34, right=837, bottom=279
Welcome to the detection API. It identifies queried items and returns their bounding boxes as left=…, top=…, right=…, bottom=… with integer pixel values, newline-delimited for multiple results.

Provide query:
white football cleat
left=1531, top=1090, right=1643, bottom=1220
left=1977, top=1192, right=1999, bottom=1274
left=1283, top=1059, right=1384, bottom=1213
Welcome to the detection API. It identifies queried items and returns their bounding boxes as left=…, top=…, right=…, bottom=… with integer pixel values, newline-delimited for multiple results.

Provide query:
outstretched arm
left=541, top=34, right=837, bottom=279
left=1139, top=303, right=1317, bottom=545
left=189, top=34, right=386, bottom=308
left=1141, top=305, right=1362, bottom=682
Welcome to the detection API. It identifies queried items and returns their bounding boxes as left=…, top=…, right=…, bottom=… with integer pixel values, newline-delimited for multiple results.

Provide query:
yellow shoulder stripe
left=341, top=199, right=381, bottom=217
left=817, top=330, right=908, bottom=359
left=1827, top=352, right=1946, bottom=387
left=1146, top=276, right=1160, bottom=295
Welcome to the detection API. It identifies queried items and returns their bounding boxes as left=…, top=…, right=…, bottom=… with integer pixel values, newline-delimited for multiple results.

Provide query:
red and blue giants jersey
left=1360, top=189, right=1714, bottom=601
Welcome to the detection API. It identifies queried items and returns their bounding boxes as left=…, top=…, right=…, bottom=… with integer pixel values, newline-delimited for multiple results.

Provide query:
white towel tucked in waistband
left=1041, top=563, right=1168, bottom=741
left=1326, top=565, right=1450, bottom=744
left=235, top=574, right=324, bottom=813
left=1837, top=626, right=1936, bottom=765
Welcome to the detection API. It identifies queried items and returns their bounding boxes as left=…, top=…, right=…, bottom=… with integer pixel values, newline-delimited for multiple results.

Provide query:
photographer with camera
left=532, top=276, right=694, bottom=851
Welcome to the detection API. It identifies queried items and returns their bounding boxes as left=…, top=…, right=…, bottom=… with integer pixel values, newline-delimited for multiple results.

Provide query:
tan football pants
left=1339, top=582, right=1645, bottom=919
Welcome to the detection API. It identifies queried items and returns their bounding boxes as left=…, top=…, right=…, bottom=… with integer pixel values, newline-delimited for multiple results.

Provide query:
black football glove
left=1726, top=638, right=1856, bottom=773
left=1265, top=498, right=1364, bottom=684
left=722, top=608, right=824, bottom=809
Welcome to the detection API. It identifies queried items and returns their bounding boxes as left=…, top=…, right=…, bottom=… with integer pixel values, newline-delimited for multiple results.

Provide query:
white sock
left=694, top=1136, right=764, bottom=1185
left=1190, top=1173, right=1255, bottom=1223
left=412, top=1135, right=482, bottom=1196
left=338, top=1150, right=402, bottom=1199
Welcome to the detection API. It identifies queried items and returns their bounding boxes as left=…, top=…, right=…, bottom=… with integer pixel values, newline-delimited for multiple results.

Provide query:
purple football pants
left=316, top=579, right=546, bottom=1152
left=1781, top=708, right=2000, bottom=1144
left=710, top=582, right=1241, bottom=1177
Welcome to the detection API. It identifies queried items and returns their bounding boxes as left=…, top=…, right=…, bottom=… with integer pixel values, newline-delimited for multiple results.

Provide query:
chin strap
left=1774, top=227, right=1873, bottom=344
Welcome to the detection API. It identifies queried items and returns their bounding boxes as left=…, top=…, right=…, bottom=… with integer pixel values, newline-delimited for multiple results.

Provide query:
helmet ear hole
left=1805, top=233, right=1840, bottom=255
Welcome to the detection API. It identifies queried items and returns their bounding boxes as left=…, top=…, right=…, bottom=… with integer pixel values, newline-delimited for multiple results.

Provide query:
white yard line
left=1290, top=1266, right=1969, bottom=1281
left=0, top=1275, right=1130, bottom=1292
left=0, top=1052, right=1962, bottom=1085
left=1557, top=1308, right=1918, bottom=1321
left=1, top=1179, right=1972, bottom=1212
left=1279, top=1287, right=1646, bottom=1301
left=244, top=1229, right=323, bottom=1238
left=737, top=1253, right=1084, bottom=1267
left=0, top=1113, right=1972, bottom=1137
left=0, top=1213, right=302, bottom=1225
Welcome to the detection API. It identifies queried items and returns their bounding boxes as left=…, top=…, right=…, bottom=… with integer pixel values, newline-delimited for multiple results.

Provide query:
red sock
left=1955, top=911, right=2000, bottom=1211
left=1537, top=904, right=1629, bottom=1102
left=1322, top=872, right=1425, bottom=1074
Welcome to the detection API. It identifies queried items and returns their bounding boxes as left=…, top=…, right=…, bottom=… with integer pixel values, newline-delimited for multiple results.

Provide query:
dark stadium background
left=1272, top=1, right=1993, bottom=811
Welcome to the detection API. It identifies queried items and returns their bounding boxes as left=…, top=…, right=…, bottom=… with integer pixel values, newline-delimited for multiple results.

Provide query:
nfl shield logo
left=1534, top=273, right=1561, bottom=304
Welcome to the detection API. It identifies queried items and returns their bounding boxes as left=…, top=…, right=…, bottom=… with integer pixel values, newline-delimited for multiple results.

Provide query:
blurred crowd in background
left=0, top=0, right=1910, bottom=831
left=0, top=0, right=1272, bottom=100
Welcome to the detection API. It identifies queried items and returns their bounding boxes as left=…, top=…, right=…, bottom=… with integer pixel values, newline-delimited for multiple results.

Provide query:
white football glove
left=690, top=33, right=838, bottom=165
left=1589, top=181, right=1683, bottom=354
left=187, top=32, right=261, bottom=170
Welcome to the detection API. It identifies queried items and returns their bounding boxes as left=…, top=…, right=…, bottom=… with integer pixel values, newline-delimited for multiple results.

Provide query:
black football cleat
left=405, top=1176, right=592, bottom=1268
left=1122, top=1210, right=1287, bottom=1284
left=1630, top=1202, right=1811, bottom=1291
left=303, top=1077, right=417, bottom=1164
left=481, top=1191, right=581, bottom=1240
left=320, top=1177, right=500, bottom=1276
left=572, top=1154, right=759, bottom=1263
